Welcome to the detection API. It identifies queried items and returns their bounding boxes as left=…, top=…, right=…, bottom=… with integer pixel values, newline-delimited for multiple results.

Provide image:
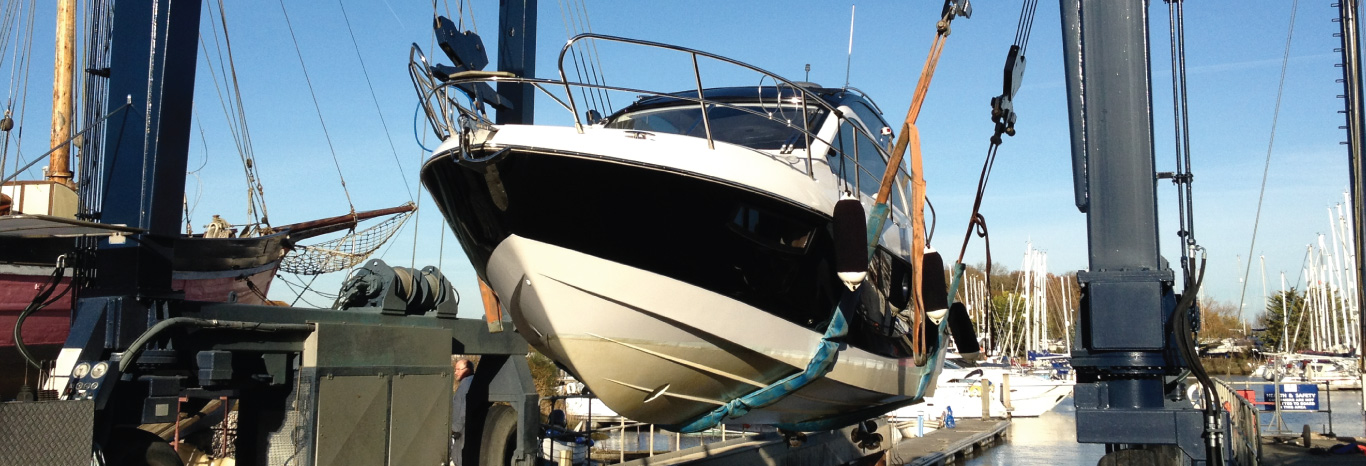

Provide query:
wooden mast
left=47, top=0, right=76, bottom=188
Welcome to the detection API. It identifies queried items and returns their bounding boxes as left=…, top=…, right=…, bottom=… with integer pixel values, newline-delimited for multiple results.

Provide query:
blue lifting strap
left=672, top=291, right=854, bottom=433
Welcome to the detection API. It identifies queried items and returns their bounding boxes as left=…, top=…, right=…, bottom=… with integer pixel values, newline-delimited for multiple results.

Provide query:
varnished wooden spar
left=270, top=202, right=416, bottom=240
left=47, top=0, right=76, bottom=188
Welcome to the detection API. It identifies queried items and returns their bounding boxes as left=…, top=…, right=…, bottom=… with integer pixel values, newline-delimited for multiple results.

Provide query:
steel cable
left=1238, top=0, right=1300, bottom=320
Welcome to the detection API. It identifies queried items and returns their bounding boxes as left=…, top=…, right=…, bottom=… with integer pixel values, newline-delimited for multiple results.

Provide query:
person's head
left=454, top=358, right=474, bottom=381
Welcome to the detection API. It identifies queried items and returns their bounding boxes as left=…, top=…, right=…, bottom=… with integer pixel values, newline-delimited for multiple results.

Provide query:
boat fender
left=834, top=198, right=867, bottom=291
left=921, top=250, right=950, bottom=319
left=947, top=302, right=981, bottom=357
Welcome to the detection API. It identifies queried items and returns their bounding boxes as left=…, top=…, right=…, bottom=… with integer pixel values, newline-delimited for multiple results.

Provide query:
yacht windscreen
left=606, top=104, right=825, bottom=150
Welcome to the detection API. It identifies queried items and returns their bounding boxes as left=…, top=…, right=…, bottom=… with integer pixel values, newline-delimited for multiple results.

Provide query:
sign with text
left=1261, top=384, right=1320, bottom=412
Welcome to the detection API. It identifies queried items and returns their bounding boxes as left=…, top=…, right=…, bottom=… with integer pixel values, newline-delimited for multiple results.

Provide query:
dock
left=1261, top=432, right=1366, bottom=465
left=609, top=419, right=1010, bottom=466
left=883, top=419, right=1011, bottom=466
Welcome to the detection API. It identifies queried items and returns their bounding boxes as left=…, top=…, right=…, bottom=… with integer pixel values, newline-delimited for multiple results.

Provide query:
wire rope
left=215, top=0, right=270, bottom=227
left=556, top=0, right=599, bottom=115
left=9, top=0, right=35, bottom=178
left=1238, top=0, right=1300, bottom=319
left=337, top=0, right=413, bottom=202
left=571, top=0, right=611, bottom=113
left=200, top=1, right=270, bottom=228
left=412, top=0, right=446, bottom=269
left=277, top=0, right=355, bottom=214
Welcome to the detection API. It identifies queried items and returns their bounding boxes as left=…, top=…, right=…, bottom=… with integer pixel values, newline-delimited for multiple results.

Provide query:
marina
left=0, top=0, right=1363, bottom=465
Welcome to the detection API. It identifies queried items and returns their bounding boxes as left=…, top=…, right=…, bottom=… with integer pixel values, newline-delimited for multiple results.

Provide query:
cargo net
left=279, top=209, right=414, bottom=275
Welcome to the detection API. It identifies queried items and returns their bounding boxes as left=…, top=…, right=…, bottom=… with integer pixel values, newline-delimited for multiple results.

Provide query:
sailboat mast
left=47, top=0, right=76, bottom=188
left=1281, top=272, right=1289, bottom=352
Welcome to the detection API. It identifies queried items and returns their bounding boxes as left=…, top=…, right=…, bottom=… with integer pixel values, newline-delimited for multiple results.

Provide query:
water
left=966, top=397, right=1105, bottom=465
left=967, top=376, right=1366, bottom=466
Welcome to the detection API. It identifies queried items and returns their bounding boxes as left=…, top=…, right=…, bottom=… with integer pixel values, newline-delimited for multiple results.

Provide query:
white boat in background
left=889, top=359, right=1073, bottom=421
left=1253, top=352, right=1362, bottom=390
left=413, top=29, right=973, bottom=430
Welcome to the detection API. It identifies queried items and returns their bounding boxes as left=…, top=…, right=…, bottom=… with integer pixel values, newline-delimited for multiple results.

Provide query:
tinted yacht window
left=856, top=131, right=887, bottom=197
left=849, top=101, right=892, bottom=148
left=827, top=117, right=888, bottom=197
left=606, top=104, right=825, bottom=150
left=829, top=121, right=860, bottom=192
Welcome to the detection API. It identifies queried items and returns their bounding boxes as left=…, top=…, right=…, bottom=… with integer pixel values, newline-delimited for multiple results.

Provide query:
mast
left=1281, top=272, right=1289, bottom=352
left=47, top=0, right=76, bottom=188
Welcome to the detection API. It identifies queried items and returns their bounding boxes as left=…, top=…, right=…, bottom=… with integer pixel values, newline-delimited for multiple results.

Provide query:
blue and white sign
left=1262, top=384, right=1320, bottom=412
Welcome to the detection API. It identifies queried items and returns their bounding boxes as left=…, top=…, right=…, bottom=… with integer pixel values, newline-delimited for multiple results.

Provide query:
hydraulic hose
left=14, top=257, right=70, bottom=370
left=118, top=318, right=314, bottom=373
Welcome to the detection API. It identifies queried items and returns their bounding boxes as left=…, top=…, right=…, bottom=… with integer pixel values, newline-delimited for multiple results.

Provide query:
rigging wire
left=0, top=0, right=25, bottom=173
left=413, top=0, right=446, bottom=269
left=1167, top=0, right=1199, bottom=282
left=556, top=0, right=599, bottom=115
left=277, top=0, right=356, bottom=214
left=184, top=109, right=211, bottom=228
left=439, top=0, right=454, bottom=24
left=201, top=0, right=270, bottom=228
left=953, top=0, right=1037, bottom=356
left=449, top=0, right=478, bottom=34
left=1013, top=0, right=1038, bottom=55
left=557, top=0, right=610, bottom=116
left=218, top=0, right=269, bottom=229
left=2, top=0, right=33, bottom=106
left=1237, top=0, right=1300, bottom=317
left=7, top=0, right=35, bottom=178
left=278, top=274, right=326, bottom=309
left=337, top=0, right=414, bottom=202
left=0, top=1, right=20, bottom=73
left=572, top=0, right=611, bottom=113
left=284, top=273, right=327, bottom=307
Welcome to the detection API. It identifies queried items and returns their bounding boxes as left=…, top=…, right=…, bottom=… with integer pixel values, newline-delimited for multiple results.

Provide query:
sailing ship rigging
left=0, top=0, right=417, bottom=400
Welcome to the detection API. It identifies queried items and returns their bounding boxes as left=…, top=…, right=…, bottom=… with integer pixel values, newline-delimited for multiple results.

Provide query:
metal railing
left=586, top=418, right=760, bottom=463
left=408, top=33, right=911, bottom=197
left=1212, top=378, right=1261, bottom=466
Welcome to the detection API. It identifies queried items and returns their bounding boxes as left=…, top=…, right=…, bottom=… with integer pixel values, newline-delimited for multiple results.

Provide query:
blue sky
left=2, top=1, right=1357, bottom=324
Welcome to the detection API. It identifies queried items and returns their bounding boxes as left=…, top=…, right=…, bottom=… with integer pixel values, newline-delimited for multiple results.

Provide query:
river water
left=967, top=376, right=1366, bottom=465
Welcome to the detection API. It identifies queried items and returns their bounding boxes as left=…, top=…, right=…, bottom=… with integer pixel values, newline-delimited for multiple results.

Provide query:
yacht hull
left=420, top=122, right=943, bottom=427
left=485, top=234, right=945, bottom=425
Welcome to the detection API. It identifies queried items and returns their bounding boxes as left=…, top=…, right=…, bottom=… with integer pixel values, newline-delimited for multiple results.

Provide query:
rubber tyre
left=104, top=427, right=185, bottom=466
left=478, top=404, right=519, bottom=466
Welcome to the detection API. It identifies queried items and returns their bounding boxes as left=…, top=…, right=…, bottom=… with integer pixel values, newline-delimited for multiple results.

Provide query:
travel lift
left=0, top=1, right=543, bottom=465
left=0, top=1, right=1276, bottom=465
left=1063, top=1, right=1242, bottom=465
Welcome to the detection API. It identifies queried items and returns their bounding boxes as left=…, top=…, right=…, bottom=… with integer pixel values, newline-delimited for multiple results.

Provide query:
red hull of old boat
left=0, top=268, right=74, bottom=347
left=1, top=264, right=279, bottom=348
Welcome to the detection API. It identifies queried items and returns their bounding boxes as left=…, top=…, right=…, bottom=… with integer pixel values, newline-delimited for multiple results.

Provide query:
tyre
left=478, top=404, right=520, bottom=466
left=103, top=427, right=184, bottom=466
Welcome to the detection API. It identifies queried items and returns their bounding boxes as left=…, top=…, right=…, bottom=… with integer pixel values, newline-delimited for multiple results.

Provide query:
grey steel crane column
left=1060, top=0, right=1211, bottom=463
left=1336, top=1, right=1366, bottom=419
